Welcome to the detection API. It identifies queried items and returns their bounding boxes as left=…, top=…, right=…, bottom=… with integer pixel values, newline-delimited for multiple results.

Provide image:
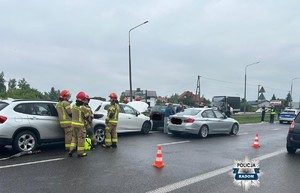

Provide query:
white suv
left=0, top=99, right=106, bottom=152
left=93, top=101, right=152, bottom=135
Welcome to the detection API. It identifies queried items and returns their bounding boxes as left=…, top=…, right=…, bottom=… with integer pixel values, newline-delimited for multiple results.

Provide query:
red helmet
left=76, top=92, right=87, bottom=102
left=59, top=90, right=71, bottom=99
left=135, top=97, right=141, bottom=101
left=109, top=93, right=118, bottom=100
left=85, top=95, right=90, bottom=99
left=123, top=97, right=128, bottom=103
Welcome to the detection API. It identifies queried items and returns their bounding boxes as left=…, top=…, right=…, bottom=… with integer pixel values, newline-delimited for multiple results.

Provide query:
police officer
left=56, top=90, right=72, bottom=151
left=102, top=93, right=120, bottom=148
left=270, top=106, right=276, bottom=123
left=69, top=92, right=90, bottom=157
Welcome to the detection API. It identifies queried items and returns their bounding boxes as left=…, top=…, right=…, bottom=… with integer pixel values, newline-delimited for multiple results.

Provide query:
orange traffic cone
left=152, top=145, right=165, bottom=168
left=252, top=133, right=260, bottom=148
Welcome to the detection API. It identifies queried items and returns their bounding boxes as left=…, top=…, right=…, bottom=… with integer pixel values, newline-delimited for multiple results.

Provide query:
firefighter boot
left=68, top=149, right=76, bottom=157
left=112, top=143, right=117, bottom=148
left=77, top=153, right=87, bottom=158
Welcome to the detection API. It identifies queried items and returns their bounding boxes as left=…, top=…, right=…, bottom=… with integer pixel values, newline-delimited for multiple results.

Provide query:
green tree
left=45, top=87, right=60, bottom=101
left=284, top=92, right=292, bottom=107
left=0, top=71, right=6, bottom=93
left=18, top=78, right=30, bottom=90
left=271, top=94, right=276, bottom=100
left=8, top=78, right=17, bottom=91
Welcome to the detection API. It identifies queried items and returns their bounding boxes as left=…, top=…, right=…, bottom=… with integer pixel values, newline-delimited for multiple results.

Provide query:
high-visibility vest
left=56, top=100, right=72, bottom=127
left=270, top=109, right=276, bottom=115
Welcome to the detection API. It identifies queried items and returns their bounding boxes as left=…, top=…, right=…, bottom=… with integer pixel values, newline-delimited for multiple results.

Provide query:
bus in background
left=212, top=96, right=240, bottom=114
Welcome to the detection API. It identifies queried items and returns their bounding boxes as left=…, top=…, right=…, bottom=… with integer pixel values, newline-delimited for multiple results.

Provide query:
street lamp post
left=243, top=62, right=260, bottom=114
left=128, top=21, right=149, bottom=102
left=290, top=77, right=299, bottom=108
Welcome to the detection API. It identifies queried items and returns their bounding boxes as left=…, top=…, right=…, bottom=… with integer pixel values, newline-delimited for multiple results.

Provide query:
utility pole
left=195, top=75, right=201, bottom=106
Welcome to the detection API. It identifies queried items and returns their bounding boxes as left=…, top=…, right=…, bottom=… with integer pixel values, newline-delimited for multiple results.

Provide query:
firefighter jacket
left=106, top=103, right=120, bottom=125
left=71, top=104, right=90, bottom=127
left=85, top=105, right=94, bottom=129
left=56, top=100, right=72, bottom=127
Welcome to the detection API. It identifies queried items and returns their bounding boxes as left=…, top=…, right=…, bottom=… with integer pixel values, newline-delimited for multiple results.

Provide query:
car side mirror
left=136, top=111, right=140, bottom=117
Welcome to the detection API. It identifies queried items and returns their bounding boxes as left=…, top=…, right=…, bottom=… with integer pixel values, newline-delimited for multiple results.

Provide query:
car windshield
left=0, top=102, right=9, bottom=111
left=178, top=108, right=202, bottom=116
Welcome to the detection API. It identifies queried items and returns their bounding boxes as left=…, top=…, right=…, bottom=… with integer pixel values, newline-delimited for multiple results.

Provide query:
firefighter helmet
left=76, top=92, right=87, bottom=102
left=135, top=97, right=141, bottom=101
left=59, top=90, right=71, bottom=99
left=109, top=93, right=118, bottom=100
left=123, top=97, right=128, bottom=103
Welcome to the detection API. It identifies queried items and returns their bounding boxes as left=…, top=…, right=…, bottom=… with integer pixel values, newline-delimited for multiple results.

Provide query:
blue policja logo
left=230, top=156, right=261, bottom=191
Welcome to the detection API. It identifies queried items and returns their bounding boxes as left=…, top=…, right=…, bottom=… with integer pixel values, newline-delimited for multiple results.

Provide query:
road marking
left=271, top=128, right=280, bottom=131
left=158, top=141, right=190, bottom=146
left=146, top=149, right=286, bottom=193
left=0, top=158, right=65, bottom=169
left=237, top=132, right=248, bottom=135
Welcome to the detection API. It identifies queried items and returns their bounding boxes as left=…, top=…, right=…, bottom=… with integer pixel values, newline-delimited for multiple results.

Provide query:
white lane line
left=271, top=129, right=280, bottom=131
left=158, top=141, right=190, bottom=146
left=0, top=158, right=65, bottom=169
left=237, top=132, right=249, bottom=135
left=146, top=149, right=286, bottom=193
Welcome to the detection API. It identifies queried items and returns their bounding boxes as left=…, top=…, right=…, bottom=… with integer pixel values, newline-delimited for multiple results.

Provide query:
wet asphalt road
left=1, top=122, right=300, bottom=193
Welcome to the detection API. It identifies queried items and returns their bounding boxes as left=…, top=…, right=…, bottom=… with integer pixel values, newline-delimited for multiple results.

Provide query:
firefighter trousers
left=62, top=125, right=73, bottom=150
left=70, top=125, right=86, bottom=155
left=105, top=123, right=118, bottom=146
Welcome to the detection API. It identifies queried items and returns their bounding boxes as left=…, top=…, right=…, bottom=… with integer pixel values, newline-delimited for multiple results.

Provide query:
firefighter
left=69, top=92, right=90, bottom=157
left=56, top=90, right=72, bottom=151
left=102, top=93, right=120, bottom=148
left=84, top=95, right=97, bottom=149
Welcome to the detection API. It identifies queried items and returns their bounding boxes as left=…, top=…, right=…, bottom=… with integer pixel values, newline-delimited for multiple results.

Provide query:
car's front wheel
left=199, top=125, right=209, bottom=138
left=141, top=121, right=151, bottom=134
left=94, top=126, right=105, bottom=144
left=287, top=144, right=297, bottom=154
left=13, top=131, right=37, bottom=152
left=230, top=123, right=239, bottom=135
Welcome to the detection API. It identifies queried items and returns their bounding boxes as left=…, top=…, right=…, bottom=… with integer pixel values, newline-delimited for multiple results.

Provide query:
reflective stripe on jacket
left=71, top=104, right=90, bottom=127
left=106, top=103, right=120, bottom=125
left=56, top=101, right=72, bottom=126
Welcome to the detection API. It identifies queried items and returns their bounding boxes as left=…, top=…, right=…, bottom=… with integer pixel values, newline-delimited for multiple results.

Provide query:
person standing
left=270, top=106, right=276, bottom=123
left=84, top=95, right=97, bottom=149
left=176, top=102, right=184, bottom=113
left=102, top=93, right=120, bottom=148
left=56, top=90, right=72, bottom=151
left=226, top=104, right=232, bottom=117
left=164, top=103, right=175, bottom=134
left=69, top=92, right=90, bottom=157
left=261, top=106, right=266, bottom=122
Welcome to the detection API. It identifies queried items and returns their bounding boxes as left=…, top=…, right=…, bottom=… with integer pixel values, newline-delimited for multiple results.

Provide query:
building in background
left=124, top=88, right=157, bottom=107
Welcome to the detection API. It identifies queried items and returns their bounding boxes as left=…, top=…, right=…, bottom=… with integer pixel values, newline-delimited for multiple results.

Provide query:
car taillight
left=289, top=121, right=296, bottom=132
left=184, top=118, right=195, bottom=123
left=0, top=115, right=7, bottom=123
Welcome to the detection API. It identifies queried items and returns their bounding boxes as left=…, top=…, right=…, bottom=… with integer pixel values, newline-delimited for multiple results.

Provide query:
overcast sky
left=1, top=0, right=299, bottom=102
